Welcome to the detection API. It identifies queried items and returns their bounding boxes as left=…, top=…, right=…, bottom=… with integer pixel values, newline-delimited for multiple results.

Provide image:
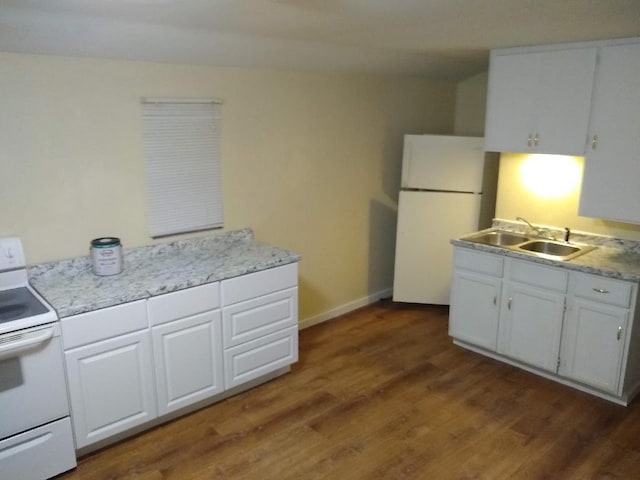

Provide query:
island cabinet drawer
left=454, top=247, right=503, bottom=277
left=222, top=287, right=298, bottom=348
left=147, top=282, right=220, bottom=326
left=224, top=326, right=298, bottom=389
left=61, top=300, right=147, bottom=350
left=570, top=272, right=634, bottom=308
left=221, top=263, right=298, bottom=306
left=507, top=258, right=568, bottom=292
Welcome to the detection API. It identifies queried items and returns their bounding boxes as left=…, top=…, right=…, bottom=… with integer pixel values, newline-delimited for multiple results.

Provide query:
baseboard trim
left=299, top=288, right=392, bottom=330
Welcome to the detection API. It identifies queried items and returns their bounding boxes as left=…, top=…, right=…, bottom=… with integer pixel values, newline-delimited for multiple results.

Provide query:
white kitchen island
left=29, top=229, right=300, bottom=454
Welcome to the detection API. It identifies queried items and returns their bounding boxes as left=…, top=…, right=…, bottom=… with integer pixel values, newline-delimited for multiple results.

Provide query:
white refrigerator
left=392, top=134, right=498, bottom=304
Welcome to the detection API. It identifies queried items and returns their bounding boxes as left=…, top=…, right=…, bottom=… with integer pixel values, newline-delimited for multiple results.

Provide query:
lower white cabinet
left=498, top=259, right=567, bottom=372
left=147, top=282, right=224, bottom=416
left=62, top=263, right=300, bottom=449
left=151, top=311, right=224, bottom=415
left=450, top=245, right=640, bottom=404
left=221, top=263, right=299, bottom=389
left=559, top=271, right=633, bottom=394
left=449, top=249, right=502, bottom=351
left=64, top=304, right=157, bottom=449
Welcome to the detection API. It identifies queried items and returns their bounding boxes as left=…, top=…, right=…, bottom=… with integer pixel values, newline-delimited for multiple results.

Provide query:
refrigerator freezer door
left=393, top=191, right=481, bottom=304
left=401, top=135, right=485, bottom=192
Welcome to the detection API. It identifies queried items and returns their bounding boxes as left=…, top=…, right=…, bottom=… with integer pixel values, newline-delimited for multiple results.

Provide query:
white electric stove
left=0, top=237, right=76, bottom=479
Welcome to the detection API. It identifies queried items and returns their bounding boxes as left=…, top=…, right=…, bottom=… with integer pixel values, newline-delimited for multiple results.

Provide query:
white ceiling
left=1, top=0, right=639, bottom=80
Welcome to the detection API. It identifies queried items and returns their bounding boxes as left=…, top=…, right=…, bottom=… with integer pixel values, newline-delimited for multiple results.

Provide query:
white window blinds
left=142, top=98, right=223, bottom=237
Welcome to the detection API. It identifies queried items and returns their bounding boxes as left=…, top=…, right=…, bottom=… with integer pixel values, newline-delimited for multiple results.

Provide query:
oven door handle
left=0, top=327, right=55, bottom=361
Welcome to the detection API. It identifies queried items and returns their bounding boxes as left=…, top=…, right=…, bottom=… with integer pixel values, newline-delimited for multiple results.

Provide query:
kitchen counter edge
left=450, top=236, right=640, bottom=283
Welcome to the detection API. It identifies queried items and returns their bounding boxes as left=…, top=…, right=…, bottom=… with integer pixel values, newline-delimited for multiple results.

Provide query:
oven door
left=0, top=323, right=70, bottom=439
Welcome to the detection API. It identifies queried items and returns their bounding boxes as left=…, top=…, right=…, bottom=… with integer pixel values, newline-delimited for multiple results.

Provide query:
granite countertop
left=29, top=229, right=301, bottom=318
left=451, top=220, right=640, bottom=282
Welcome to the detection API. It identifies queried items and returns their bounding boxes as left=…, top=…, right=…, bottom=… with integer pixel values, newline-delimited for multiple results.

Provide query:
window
left=141, top=98, right=223, bottom=237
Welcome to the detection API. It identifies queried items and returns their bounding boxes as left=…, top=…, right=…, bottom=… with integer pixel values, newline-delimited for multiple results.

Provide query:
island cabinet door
left=560, top=298, right=628, bottom=394
left=64, top=329, right=157, bottom=449
left=152, top=310, right=224, bottom=415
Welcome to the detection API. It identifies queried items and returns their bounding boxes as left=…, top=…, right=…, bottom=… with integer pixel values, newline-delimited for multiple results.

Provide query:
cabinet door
left=498, top=282, right=565, bottom=372
left=579, top=43, right=640, bottom=224
left=449, top=269, right=501, bottom=351
left=560, top=298, right=628, bottom=394
left=152, top=310, right=224, bottom=415
left=485, top=47, right=596, bottom=155
left=484, top=51, right=538, bottom=152
left=65, top=330, right=156, bottom=448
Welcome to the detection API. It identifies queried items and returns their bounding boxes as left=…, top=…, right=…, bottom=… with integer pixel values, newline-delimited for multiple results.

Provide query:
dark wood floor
left=59, top=301, right=640, bottom=479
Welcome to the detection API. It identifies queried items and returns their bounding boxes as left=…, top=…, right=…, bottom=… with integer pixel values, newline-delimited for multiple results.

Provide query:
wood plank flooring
left=59, top=301, right=640, bottom=479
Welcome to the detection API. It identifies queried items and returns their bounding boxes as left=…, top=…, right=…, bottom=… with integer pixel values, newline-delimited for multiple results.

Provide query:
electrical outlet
left=0, top=237, right=25, bottom=271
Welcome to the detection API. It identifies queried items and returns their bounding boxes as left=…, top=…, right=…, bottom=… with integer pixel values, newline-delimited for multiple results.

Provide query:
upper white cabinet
left=485, top=47, right=597, bottom=155
left=579, top=42, right=640, bottom=224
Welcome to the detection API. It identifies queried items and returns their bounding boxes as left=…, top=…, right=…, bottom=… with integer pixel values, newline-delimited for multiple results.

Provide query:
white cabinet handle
left=617, top=326, right=623, bottom=341
left=592, top=288, right=610, bottom=294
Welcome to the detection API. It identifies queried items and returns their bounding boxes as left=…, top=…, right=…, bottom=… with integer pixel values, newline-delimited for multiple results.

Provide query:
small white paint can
left=90, top=237, right=123, bottom=276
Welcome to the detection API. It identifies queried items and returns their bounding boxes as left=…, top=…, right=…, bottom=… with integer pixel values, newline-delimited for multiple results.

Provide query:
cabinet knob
left=617, top=325, right=623, bottom=341
left=591, top=135, right=598, bottom=149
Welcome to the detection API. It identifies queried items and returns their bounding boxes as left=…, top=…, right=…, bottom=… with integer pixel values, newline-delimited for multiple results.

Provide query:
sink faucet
left=516, top=216, right=556, bottom=240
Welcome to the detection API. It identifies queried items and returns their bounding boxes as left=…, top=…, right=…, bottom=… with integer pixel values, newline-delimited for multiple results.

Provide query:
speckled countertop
left=28, top=229, right=300, bottom=318
left=451, top=219, right=640, bottom=282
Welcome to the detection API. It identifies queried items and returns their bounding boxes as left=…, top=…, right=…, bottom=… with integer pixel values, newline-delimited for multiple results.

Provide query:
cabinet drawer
left=223, top=287, right=298, bottom=348
left=221, top=263, right=298, bottom=306
left=0, top=417, right=76, bottom=480
left=224, top=326, right=298, bottom=389
left=454, top=247, right=503, bottom=277
left=508, top=259, right=568, bottom=292
left=148, top=282, right=220, bottom=326
left=570, top=272, right=633, bottom=308
left=61, top=300, right=147, bottom=349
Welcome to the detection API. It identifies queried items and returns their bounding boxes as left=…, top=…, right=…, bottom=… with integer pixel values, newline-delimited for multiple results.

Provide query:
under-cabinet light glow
left=519, top=155, right=582, bottom=199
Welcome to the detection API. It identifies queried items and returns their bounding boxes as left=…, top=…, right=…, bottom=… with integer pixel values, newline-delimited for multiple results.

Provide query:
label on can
left=90, top=237, right=123, bottom=276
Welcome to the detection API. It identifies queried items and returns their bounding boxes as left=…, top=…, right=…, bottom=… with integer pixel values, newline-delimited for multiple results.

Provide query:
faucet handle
left=564, top=227, right=571, bottom=242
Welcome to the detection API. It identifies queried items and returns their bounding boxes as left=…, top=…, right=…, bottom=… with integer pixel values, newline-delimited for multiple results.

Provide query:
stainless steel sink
left=518, top=240, right=579, bottom=256
left=462, top=229, right=597, bottom=261
left=465, top=231, right=530, bottom=247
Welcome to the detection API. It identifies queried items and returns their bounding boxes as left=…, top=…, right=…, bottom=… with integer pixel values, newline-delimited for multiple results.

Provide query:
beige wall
left=0, top=52, right=456, bottom=321
left=496, top=153, right=640, bottom=240
left=454, top=72, right=488, bottom=136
